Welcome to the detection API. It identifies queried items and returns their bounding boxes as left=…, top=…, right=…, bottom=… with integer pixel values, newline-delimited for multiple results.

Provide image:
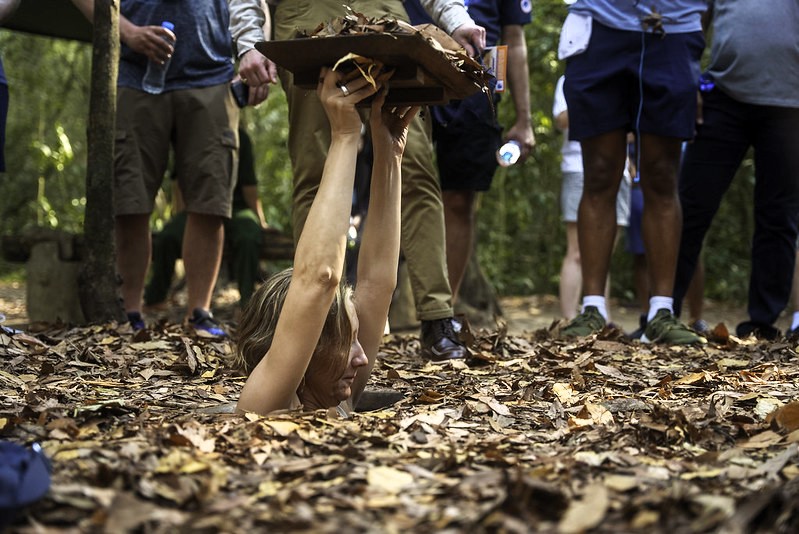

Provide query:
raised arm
left=236, top=69, right=379, bottom=415
left=501, top=23, right=534, bottom=162
left=350, top=92, right=420, bottom=407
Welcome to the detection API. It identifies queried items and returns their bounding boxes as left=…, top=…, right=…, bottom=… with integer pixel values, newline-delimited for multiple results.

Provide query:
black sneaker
left=127, top=311, right=145, bottom=331
left=736, top=321, right=779, bottom=341
left=189, top=308, right=227, bottom=338
left=420, top=317, right=469, bottom=361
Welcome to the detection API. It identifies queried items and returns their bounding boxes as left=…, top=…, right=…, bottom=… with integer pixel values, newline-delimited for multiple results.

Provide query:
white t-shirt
left=552, top=75, right=583, bottom=174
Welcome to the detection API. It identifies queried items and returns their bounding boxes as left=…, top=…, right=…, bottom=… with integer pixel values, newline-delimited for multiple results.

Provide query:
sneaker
left=735, top=321, right=779, bottom=341
left=561, top=306, right=606, bottom=338
left=642, top=309, right=706, bottom=345
left=627, top=313, right=647, bottom=340
left=420, top=318, right=469, bottom=361
left=189, top=308, right=227, bottom=337
left=127, top=311, right=145, bottom=331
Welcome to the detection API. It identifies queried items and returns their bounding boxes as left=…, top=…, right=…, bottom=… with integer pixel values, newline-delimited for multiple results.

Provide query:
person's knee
left=443, top=190, right=474, bottom=220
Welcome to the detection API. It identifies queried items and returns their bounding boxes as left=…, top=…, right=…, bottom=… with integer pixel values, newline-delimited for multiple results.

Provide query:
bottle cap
left=162, top=21, right=175, bottom=31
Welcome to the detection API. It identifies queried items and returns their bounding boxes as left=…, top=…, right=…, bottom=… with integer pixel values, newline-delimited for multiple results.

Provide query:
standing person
left=673, top=0, right=799, bottom=340
left=71, top=0, right=259, bottom=336
left=235, top=69, right=417, bottom=415
left=558, top=0, right=706, bottom=345
left=553, top=75, right=630, bottom=321
left=144, top=128, right=269, bottom=311
left=404, top=0, right=534, bottom=303
left=229, top=0, right=486, bottom=360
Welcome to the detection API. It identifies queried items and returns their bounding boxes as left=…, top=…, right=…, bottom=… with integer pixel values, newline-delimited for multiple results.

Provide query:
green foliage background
left=0, top=1, right=755, bottom=303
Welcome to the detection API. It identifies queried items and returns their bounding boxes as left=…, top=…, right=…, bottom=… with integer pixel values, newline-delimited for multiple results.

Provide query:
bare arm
left=501, top=24, right=534, bottom=162
left=70, top=0, right=174, bottom=64
left=350, top=93, right=419, bottom=408
left=236, top=69, right=379, bottom=415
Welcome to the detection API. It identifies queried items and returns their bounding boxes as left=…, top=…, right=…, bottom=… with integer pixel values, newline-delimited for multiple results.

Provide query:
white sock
left=647, top=296, right=674, bottom=322
left=791, top=311, right=799, bottom=332
left=582, top=295, right=608, bottom=321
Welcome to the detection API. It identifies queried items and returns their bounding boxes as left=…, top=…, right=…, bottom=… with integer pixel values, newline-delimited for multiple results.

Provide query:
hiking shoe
left=642, top=309, right=706, bottom=345
left=627, top=313, right=647, bottom=340
left=561, top=306, right=606, bottom=338
left=420, top=317, right=469, bottom=361
left=127, top=311, right=145, bottom=331
left=189, top=308, right=227, bottom=337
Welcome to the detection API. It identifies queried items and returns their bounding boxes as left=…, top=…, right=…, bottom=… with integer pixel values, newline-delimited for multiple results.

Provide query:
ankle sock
left=791, top=311, right=799, bottom=332
left=647, top=296, right=674, bottom=322
left=582, top=295, right=608, bottom=321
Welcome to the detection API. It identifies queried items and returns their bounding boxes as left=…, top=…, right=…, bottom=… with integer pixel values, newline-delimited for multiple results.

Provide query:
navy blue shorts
left=564, top=20, right=704, bottom=141
left=432, top=92, right=502, bottom=192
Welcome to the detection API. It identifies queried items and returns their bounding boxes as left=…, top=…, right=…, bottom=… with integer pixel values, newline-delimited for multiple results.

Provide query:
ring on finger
left=339, top=84, right=350, bottom=97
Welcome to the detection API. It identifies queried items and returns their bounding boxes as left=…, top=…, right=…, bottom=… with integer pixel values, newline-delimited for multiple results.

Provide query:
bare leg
left=559, top=222, right=581, bottom=319
left=578, top=130, right=628, bottom=297
left=442, top=189, right=476, bottom=302
left=182, top=212, right=224, bottom=316
left=638, top=133, right=684, bottom=298
left=115, top=213, right=152, bottom=314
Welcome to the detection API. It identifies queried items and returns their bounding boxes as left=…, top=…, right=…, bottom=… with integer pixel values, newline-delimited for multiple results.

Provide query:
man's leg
left=744, top=104, right=799, bottom=334
left=637, top=133, right=705, bottom=344
left=638, top=133, right=684, bottom=299
left=578, top=130, right=628, bottom=298
left=674, top=89, right=748, bottom=318
left=116, top=213, right=152, bottom=314
left=182, top=213, right=225, bottom=316
left=560, top=130, right=626, bottom=336
left=442, top=189, right=476, bottom=301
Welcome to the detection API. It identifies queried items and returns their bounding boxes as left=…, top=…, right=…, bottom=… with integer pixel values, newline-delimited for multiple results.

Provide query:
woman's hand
left=369, top=85, right=420, bottom=159
left=317, top=68, right=378, bottom=137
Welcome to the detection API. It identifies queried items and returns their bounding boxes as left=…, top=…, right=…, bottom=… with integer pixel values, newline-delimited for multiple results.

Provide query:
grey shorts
left=114, top=84, right=240, bottom=218
left=560, top=171, right=630, bottom=226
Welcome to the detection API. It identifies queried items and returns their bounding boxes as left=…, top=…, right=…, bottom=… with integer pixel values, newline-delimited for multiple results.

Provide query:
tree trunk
left=79, top=0, right=125, bottom=323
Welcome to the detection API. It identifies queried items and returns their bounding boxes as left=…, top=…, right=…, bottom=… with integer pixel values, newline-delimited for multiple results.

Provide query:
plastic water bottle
left=496, top=141, right=521, bottom=167
left=142, top=21, right=175, bottom=95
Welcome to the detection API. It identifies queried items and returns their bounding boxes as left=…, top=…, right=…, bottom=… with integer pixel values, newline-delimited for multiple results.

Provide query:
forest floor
left=2, top=279, right=799, bottom=532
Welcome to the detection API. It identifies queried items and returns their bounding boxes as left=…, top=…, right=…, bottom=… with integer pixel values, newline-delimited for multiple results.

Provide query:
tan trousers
left=274, top=0, right=454, bottom=321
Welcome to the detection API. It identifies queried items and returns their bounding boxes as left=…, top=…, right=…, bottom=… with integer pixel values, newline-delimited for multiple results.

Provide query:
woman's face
left=304, top=301, right=368, bottom=408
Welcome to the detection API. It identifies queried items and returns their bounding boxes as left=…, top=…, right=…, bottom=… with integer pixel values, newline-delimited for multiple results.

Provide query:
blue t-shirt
left=405, top=0, right=532, bottom=47
left=118, top=0, right=234, bottom=92
left=570, top=0, right=706, bottom=34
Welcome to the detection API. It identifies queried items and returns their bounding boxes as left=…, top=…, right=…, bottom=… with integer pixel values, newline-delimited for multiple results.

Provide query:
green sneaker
left=642, top=309, right=707, bottom=345
left=561, top=306, right=606, bottom=338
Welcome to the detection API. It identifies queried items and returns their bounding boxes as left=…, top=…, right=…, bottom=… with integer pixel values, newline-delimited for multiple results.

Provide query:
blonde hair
left=233, top=268, right=355, bottom=380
